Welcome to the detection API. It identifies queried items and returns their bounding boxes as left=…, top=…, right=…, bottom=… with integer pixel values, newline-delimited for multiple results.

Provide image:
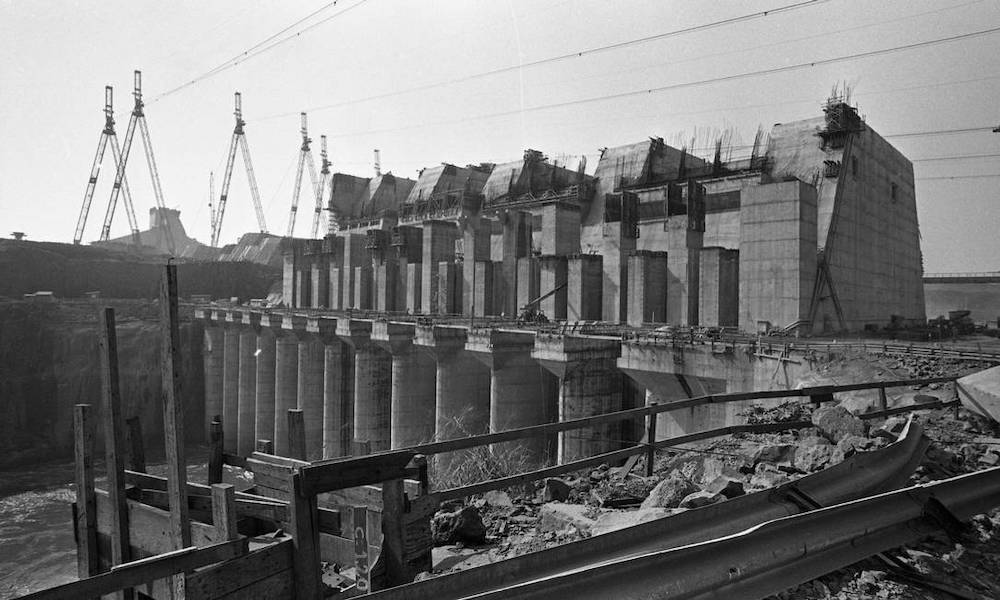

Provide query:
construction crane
left=207, top=171, right=216, bottom=235
left=100, top=70, right=177, bottom=255
left=310, top=135, right=331, bottom=239
left=72, top=85, right=142, bottom=247
left=286, top=112, right=318, bottom=238
left=212, top=92, right=268, bottom=247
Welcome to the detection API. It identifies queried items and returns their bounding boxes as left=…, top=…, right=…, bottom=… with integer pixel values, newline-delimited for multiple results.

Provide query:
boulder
left=482, top=490, right=514, bottom=509
left=432, top=506, right=487, bottom=545
left=640, top=471, right=697, bottom=509
left=678, top=490, right=725, bottom=509
left=538, top=502, right=598, bottom=535
left=793, top=437, right=833, bottom=472
left=703, top=475, right=745, bottom=499
left=751, top=444, right=797, bottom=466
left=591, top=508, right=677, bottom=536
left=543, top=477, right=571, bottom=502
left=811, top=405, right=869, bottom=442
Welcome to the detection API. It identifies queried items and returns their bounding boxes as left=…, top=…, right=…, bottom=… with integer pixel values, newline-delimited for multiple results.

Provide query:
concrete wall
left=738, top=180, right=817, bottom=331
left=699, top=247, right=739, bottom=327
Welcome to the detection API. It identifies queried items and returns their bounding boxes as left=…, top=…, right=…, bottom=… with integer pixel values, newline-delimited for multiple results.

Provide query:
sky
left=1, top=0, right=998, bottom=273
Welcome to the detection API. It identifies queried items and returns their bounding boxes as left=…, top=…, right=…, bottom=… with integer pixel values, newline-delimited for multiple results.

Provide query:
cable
left=258, top=0, right=832, bottom=119
left=885, top=126, right=996, bottom=139
left=911, top=152, right=1000, bottom=162
left=916, top=173, right=1000, bottom=180
left=314, top=25, right=1000, bottom=140
left=151, top=0, right=370, bottom=102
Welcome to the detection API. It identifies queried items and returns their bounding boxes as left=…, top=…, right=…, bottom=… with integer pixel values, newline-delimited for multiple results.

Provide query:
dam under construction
left=5, top=73, right=1000, bottom=600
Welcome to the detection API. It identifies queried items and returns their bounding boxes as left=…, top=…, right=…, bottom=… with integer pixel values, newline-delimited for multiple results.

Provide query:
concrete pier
left=372, top=322, right=437, bottom=449
left=414, top=325, right=491, bottom=441
left=533, top=334, right=622, bottom=463
left=221, top=324, right=240, bottom=453
left=273, top=332, right=299, bottom=457
left=337, top=318, right=392, bottom=451
left=237, top=320, right=258, bottom=456
left=297, top=338, right=325, bottom=460
left=203, top=325, right=224, bottom=437
left=254, top=319, right=277, bottom=450
left=307, top=317, right=353, bottom=459
left=467, top=329, right=555, bottom=463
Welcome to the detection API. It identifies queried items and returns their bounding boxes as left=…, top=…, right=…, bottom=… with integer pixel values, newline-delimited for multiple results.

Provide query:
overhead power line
left=313, top=23, right=1000, bottom=141
left=151, top=0, right=371, bottom=102
left=911, top=152, right=1000, bottom=162
left=259, top=0, right=831, bottom=119
left=916, top=173, right=1000, bottom=180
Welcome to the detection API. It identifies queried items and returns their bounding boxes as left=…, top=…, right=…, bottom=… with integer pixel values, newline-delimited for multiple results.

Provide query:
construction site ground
left=418, top=350, right=1000, bottom=599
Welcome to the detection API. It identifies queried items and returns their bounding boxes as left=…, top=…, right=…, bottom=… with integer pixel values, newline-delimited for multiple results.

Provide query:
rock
left=640, top=471, right=697, bottom=509
left=749, top=464, right=791, bottom=490
left=699, top=458, right=747, bottom=485
left=914, top=394, right=939, bottom=404
left=678, top=490, right=725, bottom=509
left=543, top=478, right=571, bottom=502
left=591, top=507, right=677, bottom=536
left=979, top=451, right=1000, bottom=466
left=704, top=475, right=745, bottom=499
left=793, top=437, right=833, bottom=472
left=874, top=416, right=908, bottom=440
left=538, top=502, right=597, bottom=535
left=811, top=405, right=869, bottom=442
left=751, top=444, right=797, bottom=466
left=432, top=506, right=487, bottom=545
left=482, top=490, right=513, bottom=509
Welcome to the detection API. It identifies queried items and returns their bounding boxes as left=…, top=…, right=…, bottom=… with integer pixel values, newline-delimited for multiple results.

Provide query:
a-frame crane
left=207, top=171, right=216, bottom=235
left=212, top=92, right=268, bottom=247
left=101, top=70, right=177, bottom=255
left=286, top=112, right=319, bottom=238
left=310, top=135, right=331, bottom=238
left=73, top=85, right=142, bottom=247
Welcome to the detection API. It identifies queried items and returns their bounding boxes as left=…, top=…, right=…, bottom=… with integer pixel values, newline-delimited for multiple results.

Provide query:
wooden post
left=353, top=505, right=371, bottom=593
left=256, top=439, right=274, bottom=454
left=208, top=416, right=223, bottom=485
left=160, top=264, right=191, bottom=599
left=289, top=473, right=322, bottom=599
left=99, top=307, right=132, bottom=585
left=646, top=403, right=658, bottom=477
left=353, top=439, right=372, bottom=457
left=211, top=484, right=238, bottom=541
left=288, top=409, right=307, bottom=461
left=74, top=403, right=98, bottom=583
left=413, top=455, right=429, bottom=496
left=878, top=386, right=889, bottom=411
left=124, top=416, right=146, bottom=473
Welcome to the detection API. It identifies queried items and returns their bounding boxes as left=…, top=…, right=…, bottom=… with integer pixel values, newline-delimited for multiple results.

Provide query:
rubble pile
left=425, top=353, right=1000, bottom=598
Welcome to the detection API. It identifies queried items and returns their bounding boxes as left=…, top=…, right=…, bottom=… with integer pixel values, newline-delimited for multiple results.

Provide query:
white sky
left=1, top=0, right=999, bottom=272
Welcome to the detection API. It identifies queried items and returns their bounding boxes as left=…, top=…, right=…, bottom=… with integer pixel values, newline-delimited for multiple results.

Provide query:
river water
left=0, top=448, right=230, bottom=599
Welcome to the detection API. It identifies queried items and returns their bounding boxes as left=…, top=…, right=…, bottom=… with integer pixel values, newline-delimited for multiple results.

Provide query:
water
left=0, top=447, right=234, bottom=599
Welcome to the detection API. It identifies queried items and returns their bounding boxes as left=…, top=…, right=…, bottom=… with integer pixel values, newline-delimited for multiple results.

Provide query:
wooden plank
left=288, top=409, right=307, bottom=461
left=255, top=439, right=274, bottom=454
left=73, top=403, right=98, bottom=583
left=159, top=264, right=192, bottom=559
left=124, top=416, right=146, bottom=473
left=645, top=403, right=657, bottom=477
left=289, top=473, right=323, bottom=600
left=250, top=451, right=310, bottom=469
left=215, top=568, right=293, bottom=600
left=299, top=451, right=416, bottom=496
left=208, top=417, right=223, bottom=485
left=17, top=538, right=247, bottom=600
left=98, top=307, right=132, bottom=590
left=185, top=539, right=292, bottom=600
left=378, top=478, right=431, bottom=588
left=212, top=484, right=238, bottom=541
left=95, top=490, right=220, bottom=555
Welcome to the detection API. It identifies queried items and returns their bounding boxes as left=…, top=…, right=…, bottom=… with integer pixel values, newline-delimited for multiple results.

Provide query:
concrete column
left=297, top=339, right=325, bottom=460
left=311, top=255, right=330, bottom=309
left=534, top=335, right=622, bottom=463
left=421, top=220, right=458, bottom=314
left=415, top=325, right=490, bottom=442
left=373, top=322, right=436, bottom=449
left=337, top=319, right=392, bottom=452
left=354, top=266, right=373, bottom=310
left=221, top=327, right=240, bottom=453
left=467, top=330, right=554, bottom=463
left=627, top=251, right=668, bottom=326
left=473, top=261, right=495, bottom=317
left=540, top=203, right=580, bottom=255
left=699, top=247, right=740, bottom=328
left=462, top=217, right=491, bottom=316
left=499, top=210, right=530, bottom=317
left=567, top=254, right=603, bottom=321
left=323, top=340, right=353, bottom=458
left=203, top=326, right=224, bottom=438
left=406, top=262, right=422, bottom=314
left=516, top=257, right=540, bottom=314
left=538, top=255, right=568, bottom=320
left=273, top=335, right=299, bottom=457
left=237, top=329, right=257, bottom=456
left=254, top=328, right=276, bottom=450
left=329, top=267, right=343, bottom=310
left=342, top=233, right=366, bottom=309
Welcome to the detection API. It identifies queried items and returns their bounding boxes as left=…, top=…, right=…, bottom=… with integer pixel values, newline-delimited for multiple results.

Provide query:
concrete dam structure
left=284, top=98, right=925, bottom=336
